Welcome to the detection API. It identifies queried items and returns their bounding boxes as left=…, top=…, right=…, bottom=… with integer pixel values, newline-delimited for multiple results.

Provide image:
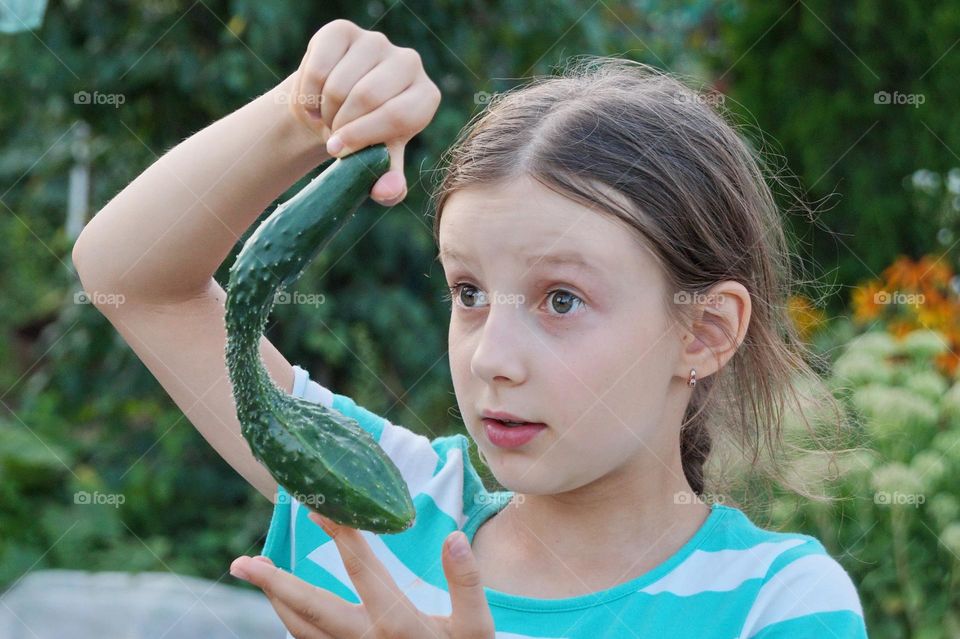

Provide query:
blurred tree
left=712, top=0, right=960, bottom=314
left=0, top=0, right=735, bottom=586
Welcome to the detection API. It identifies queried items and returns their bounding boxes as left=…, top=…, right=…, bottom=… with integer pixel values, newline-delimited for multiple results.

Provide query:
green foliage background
left=714, top=0, right=960, bottom=292
left=2, top=1, right=958, bottom=637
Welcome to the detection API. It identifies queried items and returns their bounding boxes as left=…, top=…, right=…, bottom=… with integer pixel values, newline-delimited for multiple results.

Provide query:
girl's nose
left=469, top=304, right=528, bottom=385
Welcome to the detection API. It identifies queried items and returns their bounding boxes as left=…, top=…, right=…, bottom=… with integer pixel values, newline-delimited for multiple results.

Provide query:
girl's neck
left=472, top=464, right=712, bottom=598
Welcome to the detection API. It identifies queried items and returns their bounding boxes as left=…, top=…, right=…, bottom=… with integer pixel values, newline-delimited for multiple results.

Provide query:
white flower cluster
left=851, top=384, right=939, bottom=440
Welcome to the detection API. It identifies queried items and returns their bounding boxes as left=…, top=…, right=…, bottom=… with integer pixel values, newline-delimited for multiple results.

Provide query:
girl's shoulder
left=697, top=503, right=868, bottom=638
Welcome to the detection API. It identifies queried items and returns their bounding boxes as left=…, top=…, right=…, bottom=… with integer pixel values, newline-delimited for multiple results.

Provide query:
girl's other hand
left=230, top=512, right=495, bottom=638
left=286, top=19, right=441, bottom=207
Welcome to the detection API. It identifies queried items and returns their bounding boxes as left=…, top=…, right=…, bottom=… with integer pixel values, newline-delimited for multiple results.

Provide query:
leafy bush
left=769, top=325, right=960, bottom=639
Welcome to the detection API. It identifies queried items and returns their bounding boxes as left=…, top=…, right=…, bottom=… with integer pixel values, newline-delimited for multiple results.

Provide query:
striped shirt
left=261, top=364, right=870, bottom=638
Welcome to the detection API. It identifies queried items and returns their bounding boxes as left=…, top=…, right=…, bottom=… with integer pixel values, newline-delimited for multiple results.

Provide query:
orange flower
left=887, top=319, right=914, bottom=339
left=917, top=254, right=954, bottom=287
left=850, top=254, right=959, bottom=374
left=939, top=354, right=958, bottom=376
left=858, top=256, right=956, bottom=316
left=882, top=255, right=922, bottom=291
left=915, top=302, right=946, bottom=330
left=851, top=280, right=885, bottom=324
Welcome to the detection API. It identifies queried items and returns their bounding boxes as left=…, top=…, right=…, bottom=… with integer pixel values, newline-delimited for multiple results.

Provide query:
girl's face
left=439, top=175, right=689, bottom=496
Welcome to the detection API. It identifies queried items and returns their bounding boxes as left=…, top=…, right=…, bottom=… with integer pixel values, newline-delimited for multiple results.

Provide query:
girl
left=74, top=18, right=869, bottom=639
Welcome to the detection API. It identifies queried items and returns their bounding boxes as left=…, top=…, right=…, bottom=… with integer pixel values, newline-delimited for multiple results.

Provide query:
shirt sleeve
left=261, top=364, right=491, bottom=573
left=739, top=542, right=869, bottom=638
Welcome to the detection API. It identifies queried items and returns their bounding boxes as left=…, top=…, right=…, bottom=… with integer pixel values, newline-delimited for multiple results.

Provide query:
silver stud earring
left=687, top=368, right=697, bottom=388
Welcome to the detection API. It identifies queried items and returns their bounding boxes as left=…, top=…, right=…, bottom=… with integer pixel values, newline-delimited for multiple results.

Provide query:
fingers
left=265, top=596, right=337, bottom=639
left=327, top=80, right=437, bottom=206
left=319, top=32, right=388, bottom=132
left=230, top=555, right=365, bottom=638
left=326, top=80, right=440, bottom=160
left=292, top=21, right=354, bottom=128
left=442, top=531, right=496, bottom=639
left=308, top=512, right=419, bottom=623
left=290, top=20, right=441, bottom=207
left=330, top=51, right=420, bottom=133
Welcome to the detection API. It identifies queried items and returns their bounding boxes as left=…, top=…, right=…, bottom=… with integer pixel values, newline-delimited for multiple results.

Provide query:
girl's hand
left=230, top=512, right=495, bottom=638
left=286, top=19, right=441, bottom=207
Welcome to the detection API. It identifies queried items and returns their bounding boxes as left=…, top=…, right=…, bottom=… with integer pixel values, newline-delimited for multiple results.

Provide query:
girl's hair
left=428, top=55, right=855, bottom=514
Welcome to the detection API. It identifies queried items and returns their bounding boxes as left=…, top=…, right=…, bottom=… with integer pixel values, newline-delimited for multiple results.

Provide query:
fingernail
left=380, top=193, right=402, bottom=207
left=230, top=559, right=250, bottom=581
left=448, top=531, right=470, bottom=559
left=326, top=135, right=343, bottom=156
left=252, top=555, right=272, bottom=564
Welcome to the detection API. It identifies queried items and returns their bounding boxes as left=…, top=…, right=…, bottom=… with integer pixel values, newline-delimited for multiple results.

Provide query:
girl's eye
left=442, top=283, right=486, bottom=308
left=442, top=283, right=584, bottom=316
left=547, top=290, right=582, bottom=315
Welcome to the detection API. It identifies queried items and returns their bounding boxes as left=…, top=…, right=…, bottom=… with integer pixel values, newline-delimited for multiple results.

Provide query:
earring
left=687, top=368, right=697, bottom=388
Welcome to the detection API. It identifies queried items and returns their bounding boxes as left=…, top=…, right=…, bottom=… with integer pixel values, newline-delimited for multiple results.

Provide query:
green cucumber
left=225, top=143, right=415, bottom=534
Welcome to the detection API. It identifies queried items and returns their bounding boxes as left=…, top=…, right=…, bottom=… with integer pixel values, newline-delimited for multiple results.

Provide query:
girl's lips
left=482, top=418, right=547, bottom=448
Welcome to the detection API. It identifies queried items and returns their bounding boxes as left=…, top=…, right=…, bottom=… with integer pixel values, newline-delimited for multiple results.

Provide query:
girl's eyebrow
left=438, top=248, right=601, bottom=275
left=524, top=251, right=601, bottom=274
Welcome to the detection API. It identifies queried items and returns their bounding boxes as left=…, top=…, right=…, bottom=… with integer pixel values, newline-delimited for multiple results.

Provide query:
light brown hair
left=428, top=55, right=853, bottom=513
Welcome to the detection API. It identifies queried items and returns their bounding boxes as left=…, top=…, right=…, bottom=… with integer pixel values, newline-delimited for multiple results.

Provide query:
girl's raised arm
left=71, top=19, right=441, bottom=502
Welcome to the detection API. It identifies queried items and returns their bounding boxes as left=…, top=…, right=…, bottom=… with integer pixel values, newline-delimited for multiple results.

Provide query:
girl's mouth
left=481, top=418, right=547, bottom=448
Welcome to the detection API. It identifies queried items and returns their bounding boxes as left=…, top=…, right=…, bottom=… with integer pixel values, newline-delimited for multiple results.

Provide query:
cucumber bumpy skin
left=225, top=143, right=415, bottom=534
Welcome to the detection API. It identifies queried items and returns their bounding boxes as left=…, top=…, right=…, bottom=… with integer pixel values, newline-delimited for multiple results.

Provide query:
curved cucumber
left=225, top=143, right=415, bottom=534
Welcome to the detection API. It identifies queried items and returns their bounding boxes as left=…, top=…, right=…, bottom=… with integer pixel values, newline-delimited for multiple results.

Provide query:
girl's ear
left=679, top=281, right=752, bottom=381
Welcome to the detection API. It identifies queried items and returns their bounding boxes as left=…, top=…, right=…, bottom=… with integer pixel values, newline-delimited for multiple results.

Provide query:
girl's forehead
left=441, top=194, right=623, bottom=260
left=437, top=177, right=663, bottom=283
left=441, top=185, right=608, bottom=244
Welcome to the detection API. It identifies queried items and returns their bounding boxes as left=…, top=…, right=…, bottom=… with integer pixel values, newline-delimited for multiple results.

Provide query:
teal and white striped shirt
left=261, top=365, right=869, bottom=638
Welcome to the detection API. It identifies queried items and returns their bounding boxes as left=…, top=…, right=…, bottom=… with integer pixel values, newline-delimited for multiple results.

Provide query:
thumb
left=442, top=531, right=495, bottom=636
left=369, top=141, right=407, bottom=206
